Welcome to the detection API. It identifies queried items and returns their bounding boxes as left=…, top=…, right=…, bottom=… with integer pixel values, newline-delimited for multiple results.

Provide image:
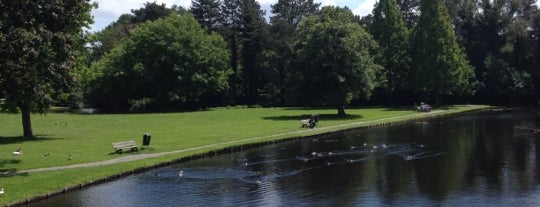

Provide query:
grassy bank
left=0, top=105, right=489, bottom=205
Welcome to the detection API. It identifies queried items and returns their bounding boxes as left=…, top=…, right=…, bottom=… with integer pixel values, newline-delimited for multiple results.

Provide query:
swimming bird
left=382, top=144, right=387, bottom=149
left=178, top=170, right=184, bottom=178
left=363, top=143, right=367, bottom=146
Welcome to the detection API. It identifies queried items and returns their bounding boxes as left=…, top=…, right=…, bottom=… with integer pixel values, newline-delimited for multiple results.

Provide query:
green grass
left=0, top=105, right=489, bottom=205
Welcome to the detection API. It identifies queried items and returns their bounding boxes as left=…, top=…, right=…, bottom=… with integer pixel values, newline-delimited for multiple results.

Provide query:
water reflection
left=34, top=109, right=540, bottom=207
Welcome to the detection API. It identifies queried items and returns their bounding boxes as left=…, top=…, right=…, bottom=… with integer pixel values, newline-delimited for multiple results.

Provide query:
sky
left=89, top=0, right=376, bottom=32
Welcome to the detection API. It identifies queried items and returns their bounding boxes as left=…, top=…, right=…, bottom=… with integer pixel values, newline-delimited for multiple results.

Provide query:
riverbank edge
left=7, top=106, right=492, bottom=207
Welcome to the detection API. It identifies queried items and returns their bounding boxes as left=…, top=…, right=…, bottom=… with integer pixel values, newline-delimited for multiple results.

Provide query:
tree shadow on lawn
left=284, top=106, right=423, bottom=112
left=380, top=105, right=460, bottom=112
left=0, top=135, right=65, bottom=145
left=263, top=113, right=363, bottom=121
left=0, top=160, right=29, bottom=177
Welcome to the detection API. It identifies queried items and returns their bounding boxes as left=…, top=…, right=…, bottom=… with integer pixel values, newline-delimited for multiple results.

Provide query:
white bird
left=12, top=148, right=22, bottom=155
left=178, top=170, right=183, bottom=178
left=0, top=188, right=4, bottom=195
left=382, top=144, right=387, bottom=148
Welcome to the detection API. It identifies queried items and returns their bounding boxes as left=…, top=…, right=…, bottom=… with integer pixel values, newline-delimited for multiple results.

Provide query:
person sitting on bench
left=309, top=114, right=319, bottom=128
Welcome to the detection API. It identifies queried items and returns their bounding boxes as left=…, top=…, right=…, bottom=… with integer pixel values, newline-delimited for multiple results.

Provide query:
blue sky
left=89, top=0, right=376, bottom=32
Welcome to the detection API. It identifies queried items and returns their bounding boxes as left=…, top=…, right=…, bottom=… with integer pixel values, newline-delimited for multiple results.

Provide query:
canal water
left=34, top=109, right=540, bottom=206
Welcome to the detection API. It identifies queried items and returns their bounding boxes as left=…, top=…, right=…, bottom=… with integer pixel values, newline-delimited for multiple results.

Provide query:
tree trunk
left=337, top=105, right=346, bottom=116
left=21, top=106, right=34, bottom=138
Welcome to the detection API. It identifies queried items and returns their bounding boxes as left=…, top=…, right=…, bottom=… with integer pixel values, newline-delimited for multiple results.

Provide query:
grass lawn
left=0, top=105, right=489, bottom=205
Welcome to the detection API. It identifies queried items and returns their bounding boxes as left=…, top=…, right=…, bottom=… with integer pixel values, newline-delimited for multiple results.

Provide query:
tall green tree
left=219, top=0, right=243, bottom=103
left=397, top=0, right=420, bottom=28
left=271, top=0, right=320, bottom=27
left=469, top=0, right=538, bottom=104
left=369, top=0, right=411, bottom=105
left=268, top=0, right=320, bottom=104
left=131, top=1, right=173, bottom=24
left=410, top=0, right=476, bottom=104
left=532, top=5, right=540, bottom=100
left=190, top=0, right=221, bottom=32
left=291, top=6, right=383, bottom=115
left=238, top=0, right=270, bottom=104
left=89, top=14, right=231, bottom=111
left=0, top=0, right=94, bottom=138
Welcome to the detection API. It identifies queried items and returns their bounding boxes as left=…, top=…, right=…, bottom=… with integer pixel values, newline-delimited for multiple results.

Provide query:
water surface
left=34, top=109, right=540, bottom=206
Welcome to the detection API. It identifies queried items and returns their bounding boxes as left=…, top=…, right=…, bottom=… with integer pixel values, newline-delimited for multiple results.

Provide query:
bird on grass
left=12, top=148, right=22, bottom=155
left=0, top=188, right=4, bottom=195
left=68, top=154, right=72, bottom=161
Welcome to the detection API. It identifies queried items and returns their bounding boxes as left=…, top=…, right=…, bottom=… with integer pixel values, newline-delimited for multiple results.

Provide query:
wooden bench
left=300, top=119, right=310, bottom=127
left=112, top=140, right=139, bottom=153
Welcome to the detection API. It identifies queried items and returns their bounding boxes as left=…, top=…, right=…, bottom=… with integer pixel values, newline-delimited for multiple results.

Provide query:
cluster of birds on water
left=294, top=142, right=434, bottom=165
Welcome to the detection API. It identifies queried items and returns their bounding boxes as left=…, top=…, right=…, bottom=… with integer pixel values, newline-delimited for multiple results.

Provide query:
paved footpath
left=17, top=111, right=445, bottom=174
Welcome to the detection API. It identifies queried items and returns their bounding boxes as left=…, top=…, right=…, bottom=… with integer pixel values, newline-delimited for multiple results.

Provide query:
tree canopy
left=0, top=0, right=94, bottom=137
left=291, top=6, right=383, bottom=115
left=369, top=0, right=411, bottom=105
left=89, top=14, right=231, bottom=111
left=410, top=0, right=476, bottom=104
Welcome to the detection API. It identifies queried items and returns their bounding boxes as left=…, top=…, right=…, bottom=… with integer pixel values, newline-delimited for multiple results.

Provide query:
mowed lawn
left=0, top=105, right=488, bottom=205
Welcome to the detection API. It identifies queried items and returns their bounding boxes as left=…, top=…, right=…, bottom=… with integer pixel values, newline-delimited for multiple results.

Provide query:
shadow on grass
left=0, top=135, right=64, bottom=145
left=263, top=113, right=363, bottom=121
left=284, top=106, right=417, bottom=111
left=282, top=107, right=339, bottom=111
left=0, top=169, right=29, bottom=177
left=381, top=105, right=460, bottom=112
left=107, top=147, right=155, bottom=156
left=0, top=160, right=29, bottom=177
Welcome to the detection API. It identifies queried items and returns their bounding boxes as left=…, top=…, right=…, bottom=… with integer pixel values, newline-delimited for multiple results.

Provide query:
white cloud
left=351, top=0, right=376, bottom=16
left=320, top=0, right=337, bottom=7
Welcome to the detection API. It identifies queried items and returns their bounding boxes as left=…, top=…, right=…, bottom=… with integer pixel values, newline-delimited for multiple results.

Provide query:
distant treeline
left=76, top=0, right=540, bottom=112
